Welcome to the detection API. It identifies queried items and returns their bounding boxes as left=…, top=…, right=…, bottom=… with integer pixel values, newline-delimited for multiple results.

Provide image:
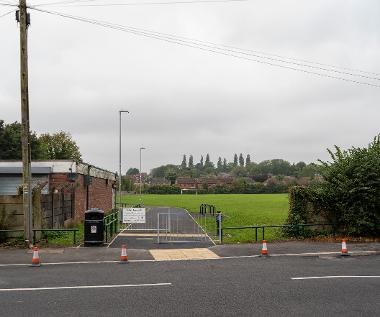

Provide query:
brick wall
left=48, top=173, right=115, bottom=220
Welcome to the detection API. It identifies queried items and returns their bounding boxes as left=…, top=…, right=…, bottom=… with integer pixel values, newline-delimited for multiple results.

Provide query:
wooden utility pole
left=18, top=0, right=33, bottom=246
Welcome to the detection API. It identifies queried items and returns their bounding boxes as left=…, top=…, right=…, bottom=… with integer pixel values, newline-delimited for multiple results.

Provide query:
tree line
left=150, top=153, right=319, bottom=182
left=0, top=120, right=82, bottom=161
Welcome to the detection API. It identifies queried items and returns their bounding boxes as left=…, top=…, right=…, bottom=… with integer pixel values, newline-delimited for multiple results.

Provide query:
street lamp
left=139, top=147, right=146, bottom=198
left=119, top=110, right=129, bottom=209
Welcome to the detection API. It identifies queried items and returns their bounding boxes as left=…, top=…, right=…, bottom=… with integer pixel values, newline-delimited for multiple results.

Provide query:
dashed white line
left=0, top=282, right=172, bottom=292
left=292, top=275, right=380, bottom=280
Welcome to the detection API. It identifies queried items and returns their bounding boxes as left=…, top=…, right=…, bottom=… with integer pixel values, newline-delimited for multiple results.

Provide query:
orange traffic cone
left=341, top=239, right=349, bottom=256
left=261, top=240, right=268, bottom=256
left=120, top=244, right=128, bottom=263
left=31, top=246, right=41, bottom=267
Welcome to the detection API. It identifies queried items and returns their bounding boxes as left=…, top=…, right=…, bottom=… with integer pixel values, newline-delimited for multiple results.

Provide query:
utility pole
left=18, top=0, right=33, bottom=246
left=119, top=110, right=129, bottom=209
left=139, top=147, right=146, bottom=198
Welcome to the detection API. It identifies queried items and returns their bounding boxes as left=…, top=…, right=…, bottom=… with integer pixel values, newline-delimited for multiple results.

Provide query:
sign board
left=122, top=208, right=146, bottom=224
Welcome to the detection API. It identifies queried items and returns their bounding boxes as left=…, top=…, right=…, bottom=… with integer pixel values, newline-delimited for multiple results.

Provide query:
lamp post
left=139, top=147, right=146, bottom=198
left=119, top=110, right=129, bottom=209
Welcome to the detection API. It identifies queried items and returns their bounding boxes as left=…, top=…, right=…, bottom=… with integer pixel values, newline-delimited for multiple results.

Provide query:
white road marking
left=185, top=209, right=216, bottom=246
left=0, top=282, right=172, bottom=292
left=292, top=276, right=380, bottom=280
left=107, top=224, right=131, bottom=248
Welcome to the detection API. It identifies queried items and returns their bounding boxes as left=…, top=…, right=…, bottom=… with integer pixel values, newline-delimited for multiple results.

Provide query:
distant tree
left=239, top=153, right=245, bottom=166
left=126, top=168, right=139, bottom=175
left=151, top=164, right=178, bottom=178
left=121, top=175, right=134, bottom=191
left=205, top=153, right=210, bottom=164
left=246, top=154, right=251, bottom=165
left=0, top=120, right=44, bottom=160
left=204, top=153, right=214, bottom=170
left=223, top=158, right=227, bottom=171
left=233, top=153, right=238, bottom=166
left=39, top=131, right=82, bottom=161
left=217, top=157, right=222, bottom=170
left=181, top=154, right=187, bottom=169
left=165, top=169, right=177, bottom=185
left=188, top=155, right=194, bottom=168
left=200, top=155, right=204, bottom=167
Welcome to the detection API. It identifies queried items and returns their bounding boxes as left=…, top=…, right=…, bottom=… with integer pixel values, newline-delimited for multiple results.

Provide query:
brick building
left=0, top=160, right=116, bottom=220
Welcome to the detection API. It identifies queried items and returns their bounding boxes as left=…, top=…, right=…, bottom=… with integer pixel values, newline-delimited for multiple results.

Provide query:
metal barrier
left=33, top=229, right=79, bottom=245
left=221, top=223, right=335, bottom=244
left=0, top=229, right=79, bottom=245
left=199, top=204, right=216, bottom=216
left=104, top=212, right=119, bottom=242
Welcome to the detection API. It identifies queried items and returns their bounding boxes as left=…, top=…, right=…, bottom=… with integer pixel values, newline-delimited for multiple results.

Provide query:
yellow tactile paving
left=149, top=248, right=220, bottom=261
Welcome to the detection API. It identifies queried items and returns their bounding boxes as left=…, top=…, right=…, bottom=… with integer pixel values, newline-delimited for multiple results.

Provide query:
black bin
left=84, top=208, right=104, bottom=246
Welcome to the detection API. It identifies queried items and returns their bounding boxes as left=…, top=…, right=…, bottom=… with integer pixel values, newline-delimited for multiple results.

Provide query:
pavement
left=0, top=241, right=379, bottom=264
left=0, top=252, right=379, bottom=316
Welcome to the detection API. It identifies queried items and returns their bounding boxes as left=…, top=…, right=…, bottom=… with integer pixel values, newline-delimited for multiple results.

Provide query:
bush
left=286, top=135, right=380, bottom=237
left=145, top=185, right=181, bottom=194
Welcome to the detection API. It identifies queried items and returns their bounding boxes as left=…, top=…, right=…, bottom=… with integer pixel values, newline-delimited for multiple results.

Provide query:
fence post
left=73, top=230, right=76, bottom=245
left=255, top=227, right=258, bottom=242
left=262, top=226, right=265, bottom=240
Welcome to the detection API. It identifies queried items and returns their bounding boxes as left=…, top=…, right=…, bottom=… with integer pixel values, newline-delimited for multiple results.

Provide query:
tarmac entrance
left=109, top=207, right=214, bottom=249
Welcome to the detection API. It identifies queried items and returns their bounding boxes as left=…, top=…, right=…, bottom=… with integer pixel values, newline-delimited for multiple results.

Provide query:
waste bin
left=84, top=208, right=104, bottom=246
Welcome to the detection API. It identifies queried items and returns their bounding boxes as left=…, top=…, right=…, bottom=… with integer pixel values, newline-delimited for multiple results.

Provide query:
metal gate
left=156, top=208, right=208, bottom=244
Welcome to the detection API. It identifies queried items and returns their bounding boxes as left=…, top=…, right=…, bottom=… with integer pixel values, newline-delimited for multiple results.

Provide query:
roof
left=0, top=160, right=116, bottom=181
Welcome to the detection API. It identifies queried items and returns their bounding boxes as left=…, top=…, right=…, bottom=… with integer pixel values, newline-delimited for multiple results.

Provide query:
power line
left=31, top=0, right=97, bottom=7
left=28, top=3, right=379, bottom=78
left=0, top=9, right=14, bottom=17
left=0, top=2, right=18, bottom=7
left=33, top=0, right=248, bottom=7
left=29, top=7, right=380, bottom=88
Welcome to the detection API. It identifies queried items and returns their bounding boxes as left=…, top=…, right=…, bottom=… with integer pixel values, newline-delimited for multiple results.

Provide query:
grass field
left=122, top=194, right=289, bottom=243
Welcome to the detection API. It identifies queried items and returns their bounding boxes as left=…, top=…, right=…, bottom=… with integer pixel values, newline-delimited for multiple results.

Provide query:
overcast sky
left=1, top=0, right=380, bottom=173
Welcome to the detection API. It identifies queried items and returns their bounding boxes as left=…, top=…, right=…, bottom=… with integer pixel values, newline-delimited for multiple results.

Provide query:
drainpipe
left=86, top=165, right=91, bottom=210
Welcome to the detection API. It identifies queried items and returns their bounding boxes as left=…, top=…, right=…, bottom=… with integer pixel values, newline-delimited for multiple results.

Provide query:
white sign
left=122, top=208, right=146, bottom=224
left=91, top=225, right=97, bottom=234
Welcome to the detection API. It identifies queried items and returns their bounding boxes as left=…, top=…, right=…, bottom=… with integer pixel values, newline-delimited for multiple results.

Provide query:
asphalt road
left=0, top=254, right=379, bottom=316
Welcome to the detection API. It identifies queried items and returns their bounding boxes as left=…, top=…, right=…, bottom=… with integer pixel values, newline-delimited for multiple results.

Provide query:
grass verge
left=122, top=194, right=289, bottom=243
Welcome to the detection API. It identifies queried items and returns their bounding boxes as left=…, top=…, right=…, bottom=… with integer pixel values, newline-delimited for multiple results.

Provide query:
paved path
left=109, top=207, right=214, bottom=249
left=0, top=253, right=379, bottom=316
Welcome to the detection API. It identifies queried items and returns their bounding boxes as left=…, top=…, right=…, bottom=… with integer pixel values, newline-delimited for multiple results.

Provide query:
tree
left=0, top=120, right=44, bottom=159
left=165, top=169, right=177, bottom=185
left=205, top=153, right=210, bottom=164
left=239, top=153, right=245, bottom=166
left=121, top=175, right=134, bottom=191
left=39, top=131, right=82, bottom=161
left=188, top=155, right=194, bottom=168
left=223, top=158, right=227, bottom=171
left=217, top=157, right=222, bottom=171
left=200, top=155, right=204, bottom=167
left=180, top=154, right=187, bottom=169
left=126, top=168, right=139, bottom=175
left=246, top=154, right=251, bottom=165
left=233, top=153, right=238, bottom=166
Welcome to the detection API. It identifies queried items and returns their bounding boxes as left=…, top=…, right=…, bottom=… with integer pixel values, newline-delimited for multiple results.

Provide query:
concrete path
left=109, top=207, right=214, bottom=249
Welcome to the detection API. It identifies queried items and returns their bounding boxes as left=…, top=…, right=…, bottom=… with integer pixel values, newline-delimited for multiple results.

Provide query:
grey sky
left=1, top=0, right=380, bottom=173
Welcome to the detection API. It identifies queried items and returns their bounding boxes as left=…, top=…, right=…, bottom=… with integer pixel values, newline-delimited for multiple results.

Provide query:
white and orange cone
left=31, top=246, right=41, bottom=267
left=261, top=240, right=268, bottom=256
left=341, top=239, right=349, bottom=256
left=120, top=244, right=128, bottom=263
